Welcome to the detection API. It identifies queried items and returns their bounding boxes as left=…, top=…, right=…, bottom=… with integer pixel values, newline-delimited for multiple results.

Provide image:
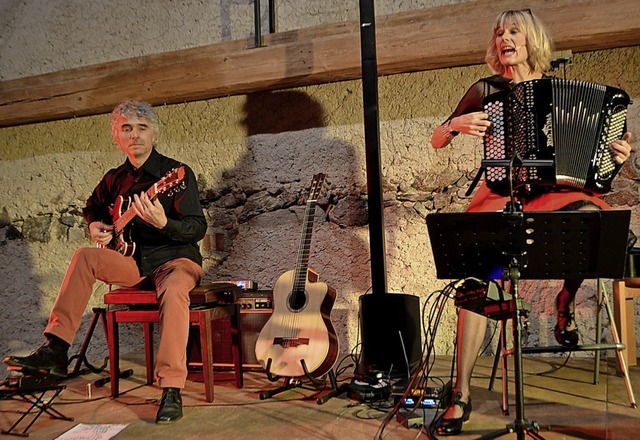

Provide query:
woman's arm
left=430, top=80, right=494, bottom=149
left=431, top=112, right=493, bottom=149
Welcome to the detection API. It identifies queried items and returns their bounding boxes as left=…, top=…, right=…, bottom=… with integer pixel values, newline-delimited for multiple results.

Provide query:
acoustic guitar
left=255, top=173, right=339, bottom=378
left=102, top=166, right=186, bottom=256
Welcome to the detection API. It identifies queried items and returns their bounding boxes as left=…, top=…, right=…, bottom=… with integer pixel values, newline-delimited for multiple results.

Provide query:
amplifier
left=235, top=291, right=272, bottom=311
left=188, top=291, right=273, bottom=370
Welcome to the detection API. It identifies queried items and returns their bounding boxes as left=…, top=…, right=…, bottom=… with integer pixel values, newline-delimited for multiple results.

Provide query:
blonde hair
left=485, top=9, right=553, bottom=75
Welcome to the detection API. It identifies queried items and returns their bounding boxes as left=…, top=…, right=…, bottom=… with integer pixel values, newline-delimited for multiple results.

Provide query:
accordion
left=482, top=78, right=630, bottom=194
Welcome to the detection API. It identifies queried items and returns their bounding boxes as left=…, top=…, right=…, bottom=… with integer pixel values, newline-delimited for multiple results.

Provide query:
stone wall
left=1, top=1, right=639, bottom=377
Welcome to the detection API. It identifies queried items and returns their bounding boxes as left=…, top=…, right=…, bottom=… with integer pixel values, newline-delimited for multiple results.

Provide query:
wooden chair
left=612, top=247, right=640, bottom=371
left=104, top=282, right=243, bottom=402
left=613, top=280, right=640, bottom=369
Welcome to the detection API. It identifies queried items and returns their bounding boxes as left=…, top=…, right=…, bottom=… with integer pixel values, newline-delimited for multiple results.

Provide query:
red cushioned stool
left=104, top=282, right=243, bottom=402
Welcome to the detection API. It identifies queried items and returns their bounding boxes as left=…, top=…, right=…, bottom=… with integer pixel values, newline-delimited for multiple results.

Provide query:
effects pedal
left=391, top=377, right=443, bottom=409
left=347, top=379, right=391, bottom=402
left=232, top=280, right=257, bottom=291
left=395, top=387, right=441, bottom=408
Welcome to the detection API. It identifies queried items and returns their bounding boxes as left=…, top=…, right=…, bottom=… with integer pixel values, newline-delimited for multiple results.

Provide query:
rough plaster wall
left=1, top=1, right=639, bottom=379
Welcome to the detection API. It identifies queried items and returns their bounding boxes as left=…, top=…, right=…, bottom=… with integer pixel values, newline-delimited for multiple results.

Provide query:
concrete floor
left=1, top=353, right=639, bottom=439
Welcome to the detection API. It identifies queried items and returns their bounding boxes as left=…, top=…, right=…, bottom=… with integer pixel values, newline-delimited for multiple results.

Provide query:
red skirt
left=466, top=182, right=611, bottom=213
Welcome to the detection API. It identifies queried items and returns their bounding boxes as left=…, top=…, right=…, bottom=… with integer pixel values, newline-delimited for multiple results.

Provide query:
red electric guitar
left=254, top=173, right=339, bottom=379
left=103, top=166, right=186, bottom=256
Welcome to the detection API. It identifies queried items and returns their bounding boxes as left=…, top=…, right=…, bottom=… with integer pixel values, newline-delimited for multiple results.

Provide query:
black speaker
left=358, top=293, right=422, bottom=379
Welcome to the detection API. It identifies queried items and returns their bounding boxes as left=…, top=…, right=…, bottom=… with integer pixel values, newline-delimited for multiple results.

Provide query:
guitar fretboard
left=113, top=184, right=160, bottom=234
left=292, top=199, right=317, bottom=295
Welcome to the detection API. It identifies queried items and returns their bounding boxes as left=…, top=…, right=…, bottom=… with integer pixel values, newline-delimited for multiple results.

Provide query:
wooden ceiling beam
left=1, top=0, right=638, bottom=127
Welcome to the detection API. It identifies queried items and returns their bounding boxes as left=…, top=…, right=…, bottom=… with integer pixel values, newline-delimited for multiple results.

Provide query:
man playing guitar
left=4, top=100, right=206, bottom=424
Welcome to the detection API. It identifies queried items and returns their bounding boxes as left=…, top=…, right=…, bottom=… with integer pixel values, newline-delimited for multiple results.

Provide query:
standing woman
left=430, top=9, right=632, bottom=436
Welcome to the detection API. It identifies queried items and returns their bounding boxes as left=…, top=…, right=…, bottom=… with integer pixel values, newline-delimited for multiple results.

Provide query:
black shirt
left=83, top=148, right=206, bottom=276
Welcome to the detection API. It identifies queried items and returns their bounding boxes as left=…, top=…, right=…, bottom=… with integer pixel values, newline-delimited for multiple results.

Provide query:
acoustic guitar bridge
left=272, top=337, right=310, bottom=348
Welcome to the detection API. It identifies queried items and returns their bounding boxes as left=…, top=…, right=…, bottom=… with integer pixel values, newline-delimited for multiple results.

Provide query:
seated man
left=4, top=100, right=207, bottom=424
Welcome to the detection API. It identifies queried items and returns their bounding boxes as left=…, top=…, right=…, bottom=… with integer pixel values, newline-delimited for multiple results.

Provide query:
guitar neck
left=292, top=199, right=317, bottom=292
left=113, top=184, right=160, bottom=234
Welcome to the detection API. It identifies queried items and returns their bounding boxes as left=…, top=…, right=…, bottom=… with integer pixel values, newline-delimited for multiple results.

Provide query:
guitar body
left=255, top=268, right=339, bottom=378
left=97, top=166, right=185, bottom=256
left=107, top=196, right=136, bottom=257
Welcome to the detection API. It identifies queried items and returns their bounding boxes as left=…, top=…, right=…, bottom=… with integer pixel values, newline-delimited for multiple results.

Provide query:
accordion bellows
left=483, top=78, right=631, bottom=194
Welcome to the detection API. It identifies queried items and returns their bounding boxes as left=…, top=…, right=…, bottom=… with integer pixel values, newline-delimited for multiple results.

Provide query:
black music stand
left=427, top=209, right=630, bottom=440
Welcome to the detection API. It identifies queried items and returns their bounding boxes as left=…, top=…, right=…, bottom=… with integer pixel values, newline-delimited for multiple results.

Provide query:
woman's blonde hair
left=485, top=9, right=554, bottom=75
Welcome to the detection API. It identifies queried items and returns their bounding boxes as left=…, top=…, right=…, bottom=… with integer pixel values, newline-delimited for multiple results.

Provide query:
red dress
left=466, top=181, right=610, bottom=212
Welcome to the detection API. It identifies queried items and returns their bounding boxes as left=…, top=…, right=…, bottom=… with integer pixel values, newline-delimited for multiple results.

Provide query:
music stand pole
left=511, top=262, right=541, bottom=439
left=479, top=256, right=544, bottom=440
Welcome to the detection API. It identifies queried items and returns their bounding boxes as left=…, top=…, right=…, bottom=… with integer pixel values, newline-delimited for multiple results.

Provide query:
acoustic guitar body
left=255, top=269, right=339, bottom=378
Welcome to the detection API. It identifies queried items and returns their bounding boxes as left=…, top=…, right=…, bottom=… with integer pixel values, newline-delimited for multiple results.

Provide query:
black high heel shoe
left=554, top=293, right=579, bottom=348
left=435, top=392, right=472, bottom=436
left=554, top=310, right=579, bottom=347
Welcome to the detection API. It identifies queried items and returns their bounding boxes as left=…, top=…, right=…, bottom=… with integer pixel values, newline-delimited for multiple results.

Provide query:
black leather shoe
left=155, top=387, right=183, bottom=424
left=435, top=392, right=472, bottom=436
left=3, top=342, right=68, bottom=378
left=554, top=311, right=579, bottom=348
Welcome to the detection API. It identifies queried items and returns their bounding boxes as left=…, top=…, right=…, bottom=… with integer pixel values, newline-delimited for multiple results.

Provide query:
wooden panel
left=1, top=0, right=639, bottom=127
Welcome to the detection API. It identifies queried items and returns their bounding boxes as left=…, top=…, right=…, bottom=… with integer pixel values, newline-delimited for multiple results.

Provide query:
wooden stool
left=613, top=278, right=640, bottom=369
left=104, top=282, right=243, bottom=402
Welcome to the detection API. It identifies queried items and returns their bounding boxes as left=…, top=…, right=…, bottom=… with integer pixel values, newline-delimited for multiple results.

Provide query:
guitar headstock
left=157, top=166, right=187, bottom=196
left=308, top=173, right=327, bottom=202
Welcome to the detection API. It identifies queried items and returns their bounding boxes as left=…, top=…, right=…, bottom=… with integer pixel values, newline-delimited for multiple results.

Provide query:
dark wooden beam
left=1, top=0, right=638, bottom=127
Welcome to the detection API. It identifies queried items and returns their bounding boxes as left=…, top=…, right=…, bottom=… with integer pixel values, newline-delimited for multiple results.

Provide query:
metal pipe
left=268, top=0, right=276, bottom=33
left=254, top=0, right=262, bottom=47
left=359, top=0, right=387, bottom=294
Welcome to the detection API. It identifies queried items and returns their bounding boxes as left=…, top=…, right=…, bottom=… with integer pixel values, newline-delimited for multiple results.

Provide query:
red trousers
left=45, top=247, right=202, bottom=389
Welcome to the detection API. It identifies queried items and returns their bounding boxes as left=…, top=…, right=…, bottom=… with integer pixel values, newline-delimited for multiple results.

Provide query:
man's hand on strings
left=90, top=221, right=114, bottom=246
left=133, top=192, right=168, bottom=229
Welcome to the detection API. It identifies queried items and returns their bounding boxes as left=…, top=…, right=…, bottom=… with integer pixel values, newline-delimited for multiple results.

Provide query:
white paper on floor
left=55, top=423, right=128, bottom=440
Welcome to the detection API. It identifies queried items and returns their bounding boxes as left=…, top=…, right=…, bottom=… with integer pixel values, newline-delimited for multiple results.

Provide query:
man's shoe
left=155, top=387, right=183, bottom=424
left=3, top=342, right=68, bottom=378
